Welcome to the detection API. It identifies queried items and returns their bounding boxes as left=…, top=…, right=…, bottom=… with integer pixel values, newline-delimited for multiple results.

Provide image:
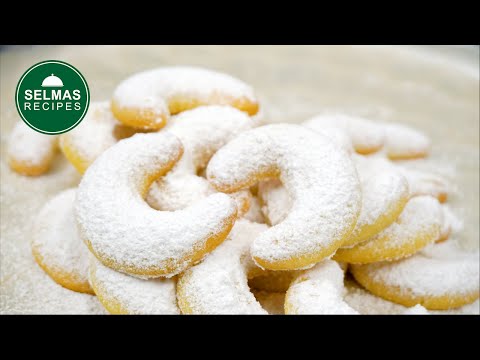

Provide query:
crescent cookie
left=177, top=220, right=269, bottom=314
left=76, top=131, right=237, bottom=278
left=7, top=121, right=58, bottom=176
left=59, top=101, right=140, bottom=174
left=334, top=196, right=443, bottom=264
left=343, top=156, right=410, bottom=247
left=207, top=124, right=362, bottom=270
left=111, top=66, right=259, bottom=130
left=351, top=240, right=480, bottom=310
left=258, top=156, right=409, bottom=248
left=303, top=113, right=384, bottom=154
left=383, top=123, right=431, bottom=160
left=146, top=106, right=254, bottom=216
left=31, top=188, right=93, bottom=294
left=398, top=167, right=450, bottom=203
left=284, top=260, right=358, bottom=314
left=89, top=256, right=179, bottom=314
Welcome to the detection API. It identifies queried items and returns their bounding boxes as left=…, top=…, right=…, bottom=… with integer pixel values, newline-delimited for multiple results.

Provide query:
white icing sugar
left=147, top=171, right=211, bottom=211
left=147, top=105, right=253, bottom=211
left=258, top=179, right=290, bottom=226
left=397, top=166, right=450, bottom=202
left=336, top=196, right=443, bottom=262
left=89, top=256, right=179, bottom=314
left=177, top=220, right=269, bottom=314
left=59, top=101, right=130, bottom=171
left=303, top=113, right=384, bottom=154
left=441, top=205, right=464, bottom=236
left=259, top=155, right=409, bottom=247
left=403, top=304, right=429, bottom=315
left=285, top=260, right=358, bottom=314
left=354, top=240, right=479, bottom=297
left=31, top=188, right=91, bottom=292
left=303, top=125, right=354, bottom=154
left=165, top=105, right=255, bottom=170
left=207, top=124, right=361, bottom=268
left=75, top=131, right=237, bottom=278
left=0, top=156, right=103, bottom=314
left=382, top=123, right=431, bottom=159
left=344, top=279, right=479, bottom=315
left=346, top=155, right=409, bottom=244
left=243, top=194, right=265, bottom=223
left=7, top=121, right=57, bottom=168
left=113, top=66, right=257, bottom=113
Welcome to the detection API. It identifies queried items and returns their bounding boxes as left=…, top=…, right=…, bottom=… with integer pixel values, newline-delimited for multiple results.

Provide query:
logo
left=15, top=60, right=90, bottom=135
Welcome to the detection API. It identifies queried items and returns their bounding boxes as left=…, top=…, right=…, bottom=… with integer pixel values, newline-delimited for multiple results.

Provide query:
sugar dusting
left=59, top=102, right=124, bottom=168
left=32, top=188, right=90, bottom=290
left=383, top=123, right=431, bottom=159
left=147, top=105, right=253, bottom=211
left=178, top=220, right=268, bottom=314
left=207, top=124, right=361, bottom=266
left=285, top=260, right=358, bottom=314
left=7, top=121, right=57, bottom=166
left=243, top=194, right=265, bottom=223
left=258, top=179, right=290, bottom=226
left=345, top=278, right=479, bottom=315
left=113, top=66, right=256, bottom=111
left=1, top=46, right=478, bottom=314
left=0, top=158, right=106, bottom=314
left=303, top=113, right=384, bottom=153
left=89, top=256, right=179, bottom=314
left=355, top=239, right=479, bottom=297
left=258, top=155, right=409, bottom=247
left=76, top=132, right=236, bottom=277
left=347, top=156, right=409, bottom=242
left=336, top=196, right=443, bottom=262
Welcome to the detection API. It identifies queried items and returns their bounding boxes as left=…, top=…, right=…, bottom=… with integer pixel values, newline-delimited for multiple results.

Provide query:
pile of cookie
left=8, top=66, right=479, bottom=314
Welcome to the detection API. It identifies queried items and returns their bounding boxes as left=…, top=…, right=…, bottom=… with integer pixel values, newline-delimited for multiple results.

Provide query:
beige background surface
left=0, top=45, right=478, bottom=314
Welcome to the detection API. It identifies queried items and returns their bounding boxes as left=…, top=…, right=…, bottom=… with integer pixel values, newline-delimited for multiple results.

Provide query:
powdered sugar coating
left=59, top=101, right=134, bottom=173
left=351, top=240, right=479, bottom=303
left=112, top=66, right=258, bottom=129
left=383, top=123, right=431, bottom=159
left=398, top=166, right=450, bottom=203
left=303, top=113, right=384, bottom=154
left=147, top=106, right=254, bottom=211
left=258, top=179, right=290, bottom=226
left=89, top=256, right=179, bottom=314
left=32, top=188, right=92, bottom=293
left=207, top=124, right=362, bottom=270
left=177, top=220, right=268, bottom=314
left=243, top=194, right=265, bottom=223
left=285, top=260, right=358, bottom=314
left=344, top=156, right=409, bottom=246
left=303, top=125, right=354, bottom=154
left=335, top=196, right=443, bottom=264
left=259, top=155, right=409, bottom=247
left=7, top=121, right=58, bottom=175
left=76, top=131, right=237, bottom=278
left=403, top=304, right=429, bottom=315
left=344, top=279, right=479, bottom=314
left=438, top=205, right=463, bottom=242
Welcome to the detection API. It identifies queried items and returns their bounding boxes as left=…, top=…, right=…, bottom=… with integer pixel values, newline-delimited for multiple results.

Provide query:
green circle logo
left=15, top=60, right=90, bottom=135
